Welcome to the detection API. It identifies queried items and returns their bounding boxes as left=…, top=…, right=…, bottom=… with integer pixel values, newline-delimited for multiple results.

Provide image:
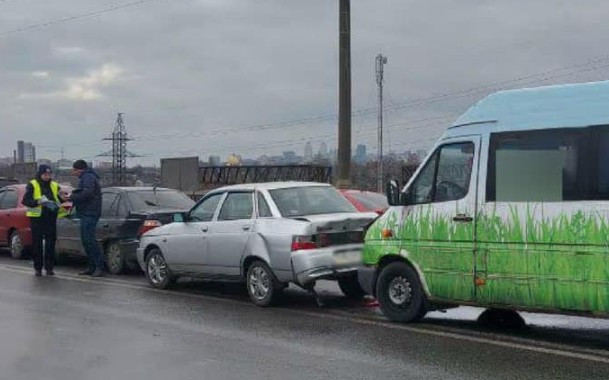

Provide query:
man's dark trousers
left=30, top=217, right=56, bottom=272
left=80, top=215, right=103, bottom=272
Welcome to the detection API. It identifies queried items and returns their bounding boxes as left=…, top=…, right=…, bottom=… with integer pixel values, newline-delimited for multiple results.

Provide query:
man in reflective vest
left=21, top=165, right=67, bottom=276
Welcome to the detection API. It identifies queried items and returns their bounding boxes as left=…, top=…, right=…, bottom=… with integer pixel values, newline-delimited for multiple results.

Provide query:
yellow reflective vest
left=26, top=180, right=67, bottom=219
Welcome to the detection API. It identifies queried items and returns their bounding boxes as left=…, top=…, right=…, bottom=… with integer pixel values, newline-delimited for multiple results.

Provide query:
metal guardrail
left=199, top=165, right=333, bottom=187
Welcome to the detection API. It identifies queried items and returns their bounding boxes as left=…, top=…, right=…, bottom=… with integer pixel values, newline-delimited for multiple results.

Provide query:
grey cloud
left=2, top=0, right=609, bottom=165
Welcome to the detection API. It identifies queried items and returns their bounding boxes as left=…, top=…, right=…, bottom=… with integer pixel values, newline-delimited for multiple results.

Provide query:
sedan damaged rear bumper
left=291, top=244, right=363, bottom=286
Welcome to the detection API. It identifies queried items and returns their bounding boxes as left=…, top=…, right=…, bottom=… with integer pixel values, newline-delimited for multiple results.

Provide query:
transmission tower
left=98, top=113, right=139, bottom=185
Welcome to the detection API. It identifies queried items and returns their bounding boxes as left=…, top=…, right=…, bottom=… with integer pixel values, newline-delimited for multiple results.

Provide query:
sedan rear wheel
left=246, top=261, right=280, bottom=307
left=10, top=231, right=26, bottom=260
left=145, top=249, right=175, bottom=289
left=104, top=242, right=124, bottom=275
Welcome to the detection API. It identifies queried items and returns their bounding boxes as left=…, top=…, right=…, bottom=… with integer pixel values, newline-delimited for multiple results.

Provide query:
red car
left=0, top=185, right=31, bottom=259
left=0, top=184, right=72, bottom=259
left=340, top=190, right=389, bottom=215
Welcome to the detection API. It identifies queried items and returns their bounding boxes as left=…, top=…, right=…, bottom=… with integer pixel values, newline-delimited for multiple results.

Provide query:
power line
left=132, top=52, right=609, bottom=144
left=0, top=0, right=164, bottom=37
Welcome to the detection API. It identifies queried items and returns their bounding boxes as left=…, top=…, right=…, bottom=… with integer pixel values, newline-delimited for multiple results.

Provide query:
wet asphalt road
left=1, top=254, right=609, bottom=379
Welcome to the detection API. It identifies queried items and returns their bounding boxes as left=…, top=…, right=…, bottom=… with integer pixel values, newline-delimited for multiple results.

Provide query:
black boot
left=91, top=268, right=104, bottom=277
left=35, top=270, right=42, bottom=277
left=79, top=270, right=94, bottom=276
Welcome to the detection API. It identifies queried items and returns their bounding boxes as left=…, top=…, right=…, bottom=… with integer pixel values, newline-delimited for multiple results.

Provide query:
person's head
left=72, top=160, right=88, bottom=176
left=37, top=165, right=53, bottom=182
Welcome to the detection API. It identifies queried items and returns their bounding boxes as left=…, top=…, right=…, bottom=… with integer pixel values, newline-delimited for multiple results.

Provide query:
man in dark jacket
left=68, top=160, right=104, bottom=277
left=22, top=165, right=67, bottom=276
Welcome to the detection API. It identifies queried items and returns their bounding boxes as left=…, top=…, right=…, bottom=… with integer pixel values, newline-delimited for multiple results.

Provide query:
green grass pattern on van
left=364, top=206, right=609, bottom=314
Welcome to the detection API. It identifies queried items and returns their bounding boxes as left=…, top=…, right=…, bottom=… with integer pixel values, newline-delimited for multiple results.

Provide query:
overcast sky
left=2, top=0, right=609, bottom=166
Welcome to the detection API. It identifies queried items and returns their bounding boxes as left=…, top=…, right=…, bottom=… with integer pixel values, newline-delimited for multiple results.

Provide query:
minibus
left=359, top=80, right=609, bottom=322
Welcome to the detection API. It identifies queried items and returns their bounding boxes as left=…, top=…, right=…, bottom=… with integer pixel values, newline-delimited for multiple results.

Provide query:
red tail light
left=291, top=236, right=318, bottom=251
left=138, top=220, right=162, bottom=237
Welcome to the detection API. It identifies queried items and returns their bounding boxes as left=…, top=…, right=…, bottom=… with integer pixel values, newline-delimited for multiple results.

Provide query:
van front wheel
left=376, top=262, right=427, bottom=323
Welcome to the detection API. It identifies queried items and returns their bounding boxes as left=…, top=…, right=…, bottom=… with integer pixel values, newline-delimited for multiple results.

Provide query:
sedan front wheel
left=145, top=249, right=176, bottom=289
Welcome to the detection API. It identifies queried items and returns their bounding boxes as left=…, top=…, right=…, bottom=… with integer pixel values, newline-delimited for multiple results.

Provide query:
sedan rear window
left=269, top=186, right=356, bottom=217
left=127, top=190, right=194, bottom=212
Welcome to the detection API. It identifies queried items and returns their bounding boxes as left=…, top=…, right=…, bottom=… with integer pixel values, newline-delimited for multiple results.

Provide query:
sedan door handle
left=453, top=214, right=473, bottom=223
left=201, top=226, right=209, bottom=232
left=242, top=225, right=251, bottom=231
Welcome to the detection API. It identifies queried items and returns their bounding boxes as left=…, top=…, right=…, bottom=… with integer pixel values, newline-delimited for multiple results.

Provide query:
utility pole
left=337, top=0, right=352, bottom=188
left=376, top=53, right=388, bottom=193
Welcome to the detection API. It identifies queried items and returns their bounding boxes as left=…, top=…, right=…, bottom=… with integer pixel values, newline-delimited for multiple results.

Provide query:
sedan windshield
left=127, top=190, right=194, bottom=211
left=269, top=186, right=356, bottom=217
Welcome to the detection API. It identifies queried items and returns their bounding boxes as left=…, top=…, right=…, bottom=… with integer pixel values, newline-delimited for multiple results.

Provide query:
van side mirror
left=386, top=180, right=401, bottom=206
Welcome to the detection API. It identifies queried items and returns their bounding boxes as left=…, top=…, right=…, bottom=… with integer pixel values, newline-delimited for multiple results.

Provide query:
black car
left=57, top=187, right=195, bottom=274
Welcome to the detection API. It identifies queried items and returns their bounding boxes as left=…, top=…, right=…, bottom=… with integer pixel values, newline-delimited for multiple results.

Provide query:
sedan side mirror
left=173, top=212, right=190, bottom=223
left=386, top=180, right=401, bottom=206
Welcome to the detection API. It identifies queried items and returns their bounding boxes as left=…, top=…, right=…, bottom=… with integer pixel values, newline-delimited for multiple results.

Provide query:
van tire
left=376, top=262, right=427, bottom=323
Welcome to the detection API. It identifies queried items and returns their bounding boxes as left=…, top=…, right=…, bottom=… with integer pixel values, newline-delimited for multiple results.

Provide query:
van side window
left=407, top=142, right=474, bottom=204
left=487, top=129, right=587, bottom=202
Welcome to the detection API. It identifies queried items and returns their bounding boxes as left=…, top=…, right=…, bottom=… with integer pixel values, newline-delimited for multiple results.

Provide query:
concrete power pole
left=376, top=53, right=388, bottom=193
left=337, top=0, right=352, bottom=188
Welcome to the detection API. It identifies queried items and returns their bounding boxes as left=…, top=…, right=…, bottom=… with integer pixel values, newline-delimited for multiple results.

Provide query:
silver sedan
left=136, top=182, right=377, bottom=306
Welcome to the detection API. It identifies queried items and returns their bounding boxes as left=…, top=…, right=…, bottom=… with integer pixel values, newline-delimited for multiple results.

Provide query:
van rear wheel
left=376, top=262, right=427, bottom=323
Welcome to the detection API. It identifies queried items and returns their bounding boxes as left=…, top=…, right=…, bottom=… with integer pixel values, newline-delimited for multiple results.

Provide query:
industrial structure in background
left=376, top=53, right=388, bottom=193
left=98, top=113, right=140, bottom=185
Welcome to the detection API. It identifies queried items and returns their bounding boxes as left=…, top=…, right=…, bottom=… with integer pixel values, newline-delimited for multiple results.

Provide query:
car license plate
left=333, top=250, right=361, bottom=265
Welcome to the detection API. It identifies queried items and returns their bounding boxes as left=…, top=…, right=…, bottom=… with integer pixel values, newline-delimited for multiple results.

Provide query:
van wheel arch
left=376, top=255, right=425, bottom=295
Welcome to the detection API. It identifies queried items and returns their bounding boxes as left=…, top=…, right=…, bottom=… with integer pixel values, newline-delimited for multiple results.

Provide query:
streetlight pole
left=376, top=53, right=388, bottom=193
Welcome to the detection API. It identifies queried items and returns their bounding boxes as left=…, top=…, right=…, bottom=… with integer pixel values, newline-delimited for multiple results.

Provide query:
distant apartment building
left=354, top=144, right=367, bottom=164
left=16, top=141, right=36, bottom=163
left=304, top=142, right=313, bottom=162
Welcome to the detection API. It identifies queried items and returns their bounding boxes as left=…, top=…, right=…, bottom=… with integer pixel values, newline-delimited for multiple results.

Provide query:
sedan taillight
left=291, top=236, right=317, bottom=251
left=138, top=220, right=162, bottom=237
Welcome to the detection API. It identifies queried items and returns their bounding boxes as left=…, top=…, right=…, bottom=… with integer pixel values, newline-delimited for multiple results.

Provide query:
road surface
left=0, top=254, right=608, bottom=379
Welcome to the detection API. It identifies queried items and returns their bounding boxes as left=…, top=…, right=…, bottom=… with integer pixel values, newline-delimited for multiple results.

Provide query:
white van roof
left=451, top=80, right=609, bottom=133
